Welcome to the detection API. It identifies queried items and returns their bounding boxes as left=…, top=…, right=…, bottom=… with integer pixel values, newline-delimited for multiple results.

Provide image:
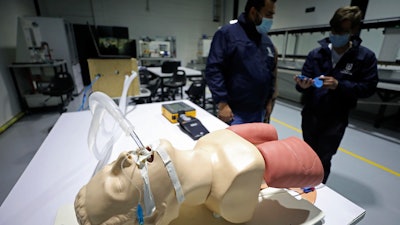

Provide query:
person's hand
left=218, top=102, right=233, bottom=123
left=318, top=75, right=338, bottom=90
left=294, top=75, right=313, bottom=89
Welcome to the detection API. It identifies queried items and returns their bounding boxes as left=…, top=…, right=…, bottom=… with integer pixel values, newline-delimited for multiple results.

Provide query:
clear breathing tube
left=86, top=70, right=164, bottom=222
left=87, top=70, right=185, bottom=221
left=88, top=92, right=144, bottom=154
left=87, top=71, right=144, bottom=175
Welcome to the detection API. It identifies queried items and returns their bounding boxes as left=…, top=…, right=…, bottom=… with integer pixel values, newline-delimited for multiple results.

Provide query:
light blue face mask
left=256, top=17, right=273, bottom=34
left=329, top=33, right=350, bottom=48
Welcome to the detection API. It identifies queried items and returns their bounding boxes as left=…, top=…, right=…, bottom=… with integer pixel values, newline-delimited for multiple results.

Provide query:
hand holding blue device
left=296, top=75, right=323, bottom=88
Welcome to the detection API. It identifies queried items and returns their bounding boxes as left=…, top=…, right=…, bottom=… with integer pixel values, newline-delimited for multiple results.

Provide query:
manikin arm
left=228, top=123, right=324, bottom=187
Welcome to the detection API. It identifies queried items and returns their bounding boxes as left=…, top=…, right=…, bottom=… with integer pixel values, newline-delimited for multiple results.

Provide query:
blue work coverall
left=205, top=13, right=276, bottom=123
left=297, top=36, right=379, bottom=183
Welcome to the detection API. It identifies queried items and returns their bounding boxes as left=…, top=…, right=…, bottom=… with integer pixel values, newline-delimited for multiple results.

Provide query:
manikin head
left=75, top=140, right=183, bottom=225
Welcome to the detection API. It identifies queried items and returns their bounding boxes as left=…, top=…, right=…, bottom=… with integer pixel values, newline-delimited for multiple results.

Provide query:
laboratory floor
left=0, top=89, right=399, bottom=225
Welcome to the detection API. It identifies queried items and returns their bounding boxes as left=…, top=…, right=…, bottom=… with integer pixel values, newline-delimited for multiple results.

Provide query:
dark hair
left=329, top=6, right=362, bottom=33
left=245, top=0, right=277, bottom=14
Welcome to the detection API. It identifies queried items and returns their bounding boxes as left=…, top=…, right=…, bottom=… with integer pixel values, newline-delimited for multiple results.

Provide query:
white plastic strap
left=155, top=146, right=185, bottom=204
left=139, top=164, right=156, bottom=216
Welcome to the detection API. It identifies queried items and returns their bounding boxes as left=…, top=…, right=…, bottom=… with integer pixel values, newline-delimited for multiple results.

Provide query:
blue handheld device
left=297, top=75, right=323, bottom=88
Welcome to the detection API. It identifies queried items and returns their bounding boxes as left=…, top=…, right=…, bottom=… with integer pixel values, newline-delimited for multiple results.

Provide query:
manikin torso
left=75, top=123, right=323, bottom=225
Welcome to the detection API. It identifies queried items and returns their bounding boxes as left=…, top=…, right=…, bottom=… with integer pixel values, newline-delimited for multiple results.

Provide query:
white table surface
left=147, top=66, right=202, bottom=78
left=0, top=100, right=365, bottom=225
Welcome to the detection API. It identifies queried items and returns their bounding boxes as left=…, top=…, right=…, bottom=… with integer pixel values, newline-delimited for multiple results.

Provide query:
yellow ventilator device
left=161, top=102, right=196, bottom=123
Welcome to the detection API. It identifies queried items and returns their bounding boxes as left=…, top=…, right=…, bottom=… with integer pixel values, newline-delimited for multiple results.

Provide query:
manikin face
left=75, top=149, right=178, bottom=225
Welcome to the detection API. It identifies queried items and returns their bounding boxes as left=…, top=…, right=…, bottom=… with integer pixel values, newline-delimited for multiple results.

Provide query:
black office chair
left=185, top=79, right=206, bottom=105
left=163, top=69, right=187, bottom=100
left=185, top=78, right=217, bottom=115
left=41, top=72, right=75, bottom=113
left=130, top=67, right=161, bottom=103
left=139, top=67, right=154, bottom=87
left=146, top=76, right=162, bottom=102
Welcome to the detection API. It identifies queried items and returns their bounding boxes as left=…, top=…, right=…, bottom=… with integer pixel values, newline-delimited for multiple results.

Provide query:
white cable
left=119, top=71, right=137, bottom=114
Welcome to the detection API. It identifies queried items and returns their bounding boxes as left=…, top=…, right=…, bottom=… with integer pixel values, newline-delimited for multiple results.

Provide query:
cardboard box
left=87, top=58, right=140, bottom=98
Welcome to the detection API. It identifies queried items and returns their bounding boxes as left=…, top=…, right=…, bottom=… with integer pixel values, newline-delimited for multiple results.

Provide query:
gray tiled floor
left=0, top=91, right=399, bottom=224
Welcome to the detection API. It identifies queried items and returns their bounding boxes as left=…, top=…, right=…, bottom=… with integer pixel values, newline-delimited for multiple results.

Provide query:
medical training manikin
left=74, top=122, right=324, bottom=225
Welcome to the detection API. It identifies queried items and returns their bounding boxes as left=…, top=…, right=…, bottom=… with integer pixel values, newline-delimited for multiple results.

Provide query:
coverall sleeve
left=296, top=51, right=316, bottom=93
left=205, top=29, right=229, bottom=104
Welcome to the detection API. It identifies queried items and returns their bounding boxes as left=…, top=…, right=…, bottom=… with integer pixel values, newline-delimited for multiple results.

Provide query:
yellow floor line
left=271, top=117, right=302, bottom=133
left=0, top=112, right=25, bottom=134
left=271, top=117, right=400, bottom=177
left=338, top=147, right=400, bottom=177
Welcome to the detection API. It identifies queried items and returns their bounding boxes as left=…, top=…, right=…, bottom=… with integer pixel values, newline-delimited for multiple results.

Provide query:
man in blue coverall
left=294, top=6, right=378, bottom=183
left=205, top=0, right=278, bottom=125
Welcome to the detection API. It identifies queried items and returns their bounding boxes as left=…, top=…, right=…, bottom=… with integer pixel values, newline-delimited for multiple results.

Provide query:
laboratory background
left=0, top=0, right=399, bottom=225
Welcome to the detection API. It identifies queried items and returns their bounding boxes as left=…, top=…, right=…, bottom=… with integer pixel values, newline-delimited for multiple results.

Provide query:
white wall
left=271, top=28, right=386, bottom=58
left=39, top=0, right=222, bottom=66
left=361, top=28, right=385, bottom=57
left=0, top=0, right=36, bottom=128
left=37, top=0, right=399, bottom=64
left=365, top=0, right=400, bottom=21
left=269, top=0, right=398, bottom=58
left=1, top=0, right=399, bottom=128
left=272, top=0, right=351, bottom=30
